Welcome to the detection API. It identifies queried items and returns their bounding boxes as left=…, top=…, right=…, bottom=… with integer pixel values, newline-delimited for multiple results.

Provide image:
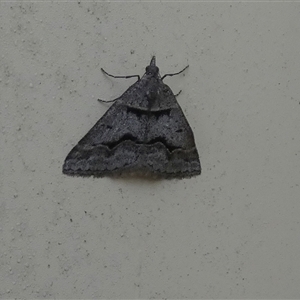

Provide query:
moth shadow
left=102, top=172, right=174, bottom=184
left=110, top=177, right=163, bottom=186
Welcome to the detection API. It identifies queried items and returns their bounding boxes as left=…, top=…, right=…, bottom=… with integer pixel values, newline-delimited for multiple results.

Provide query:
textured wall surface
left=1, top=2, right=300, bottom=299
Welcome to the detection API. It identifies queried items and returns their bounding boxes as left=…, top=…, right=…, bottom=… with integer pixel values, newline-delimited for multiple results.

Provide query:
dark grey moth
left=63, top=56, right=201, bottom=178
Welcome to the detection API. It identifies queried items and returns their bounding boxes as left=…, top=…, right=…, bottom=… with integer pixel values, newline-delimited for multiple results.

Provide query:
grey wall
left=1, top=2, right=300, bottom=299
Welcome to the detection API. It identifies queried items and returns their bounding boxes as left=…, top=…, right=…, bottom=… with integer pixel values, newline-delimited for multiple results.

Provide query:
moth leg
left=175, top=90, right=182, bottom=97
left=101, top=68, right=140, bottom=81
left=161, top=65, right=189, bottom=80
left=98, top=96, right=121, bottom=103
left=99, top=68, right=141, bottom=102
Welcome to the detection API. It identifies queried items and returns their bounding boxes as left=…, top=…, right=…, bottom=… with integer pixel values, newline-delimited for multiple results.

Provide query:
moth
left=63, top=56, right=201, bottom=178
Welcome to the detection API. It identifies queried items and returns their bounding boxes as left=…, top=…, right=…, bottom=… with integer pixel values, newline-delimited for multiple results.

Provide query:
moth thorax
left=146, top=87, right=158, bottom=101
left=145, top=65, right=159, bottom=76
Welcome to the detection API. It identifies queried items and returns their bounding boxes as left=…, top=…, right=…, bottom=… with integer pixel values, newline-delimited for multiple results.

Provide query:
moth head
left=145, top=56, right=159, bottom=77
left=145, top=65, right=159, bottom=77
